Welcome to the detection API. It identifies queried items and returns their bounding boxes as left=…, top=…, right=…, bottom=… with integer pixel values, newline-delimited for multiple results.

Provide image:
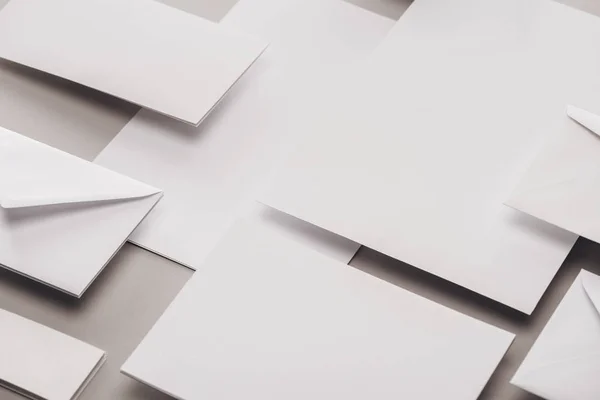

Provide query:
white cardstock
left=0, top=0, right=267, bottom=125
left=258, top=0, right=600, bottom=313
left=95, top=0, right=395, bottom=268
left=122, top=220, right=514, bottom=400
left=0, top=308, right=106, bottom=400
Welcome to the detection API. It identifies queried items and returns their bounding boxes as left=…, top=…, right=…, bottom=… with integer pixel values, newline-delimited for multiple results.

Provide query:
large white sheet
left=95, top=0, right=394, bottom=268
left=122, top=220, right=514, bottom=400
left=258, top=0, right=599, bottom=313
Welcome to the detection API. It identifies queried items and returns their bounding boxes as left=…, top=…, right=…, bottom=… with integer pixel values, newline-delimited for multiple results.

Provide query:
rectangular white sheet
left=0, top=128, right=162, bottom=297
left=258, top=0, right=600, bottom=314
left=122, top=220, right=514, bottom=400
left=0, top=308, right=106, bottom=400
left=95, top=0, right=395, bottom=268
left=0, top=0, right=266, bottom=126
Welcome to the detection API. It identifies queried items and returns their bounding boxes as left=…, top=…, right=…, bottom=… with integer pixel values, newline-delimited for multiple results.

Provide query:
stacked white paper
left=257, top=0, right=600, bottom=313
left=95, top=0, right=395, bottom=269
left=0, top=308, right=106, bottom=400
left=122, top=220, right=514, bottom=400
left=0, top=127, right=162, bottom=297
left=0, top=0, right=267, bottom=125
left=512, top=270, right=600, bottom=400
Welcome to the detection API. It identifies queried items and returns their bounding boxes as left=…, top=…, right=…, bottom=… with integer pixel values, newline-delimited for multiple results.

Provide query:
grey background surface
left=0, top=0, right=599, bottom=399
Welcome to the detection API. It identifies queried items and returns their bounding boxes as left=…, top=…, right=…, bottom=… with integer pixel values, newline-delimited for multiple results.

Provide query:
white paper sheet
left=0, top=308, right=106, bottom=400
left=506, top=105, right=600, bottom=245
left=511, top=270, right=600, bottom=400
left=0, top=0, right=266, bottom=125
left=0, top=127, right=162, bottom=297
left=122, top=220, right=514, bottom=400
left=257, top=0, right=600, bottom=314
left=95, top=0, right=395, bottom=268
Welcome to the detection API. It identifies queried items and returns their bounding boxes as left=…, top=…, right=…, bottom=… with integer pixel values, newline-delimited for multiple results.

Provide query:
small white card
left=122, top=220, right=514, bottom=400
left=0, top=308, right=106, bottom=400
left=0, top=0, right=267, bottom=125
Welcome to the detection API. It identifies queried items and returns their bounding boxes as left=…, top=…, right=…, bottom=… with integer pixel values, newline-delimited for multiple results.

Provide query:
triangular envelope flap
left=567, top=105, right=600, bottom=137
left=512, top=355, right=600, bottom=400
left=0, top=128, right=161, bottom=209
left=512, top=272, right=600, bottom=382
left=509, top=106, right=600, bottom=198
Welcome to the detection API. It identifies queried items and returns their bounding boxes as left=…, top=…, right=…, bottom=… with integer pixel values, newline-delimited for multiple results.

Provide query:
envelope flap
left=568, top=105, right=600, bottom=137
left=505, top=106, right=600, bottom=240
left=511, top=271, right=600, bottom=400
left=582, top=271, right=600, bottom=316
left=512, top=354, right=600, bottom=400
left=509, top=105, right=600, bottom=197
left=0, top=128, right=161, bottom=209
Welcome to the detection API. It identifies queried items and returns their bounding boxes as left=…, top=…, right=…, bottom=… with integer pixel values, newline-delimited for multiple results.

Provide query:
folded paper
left=122, top=220, right=514, bottom=400
left=0, top=0, right=267, bottom=125
left=0, top=128, right=162, bottom=296
left=95, top=0, right=394, bottom=268
left=511, top=270, right=600, bottom=400
left=257, top=0, right=600, bottom=313
left=507, top=105, right=600, bottom=244
left=0, top=308, right=106, bottom=400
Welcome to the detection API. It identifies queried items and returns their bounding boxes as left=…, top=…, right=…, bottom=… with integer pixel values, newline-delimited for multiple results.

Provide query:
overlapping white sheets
left=257, top=0, right=600, bottom=313
left=0, top=308, right=106, bottom=400
left=122, top=220, right=514, bottom=400
left=0, top=0, right=267, bottom=125
left=512, top=270, right=600, bottom=400
left=507, top=105, right=600, bottom=245
left=0, top=127, right=162, bottom=297
left=95, top=0, right=395, bottom=268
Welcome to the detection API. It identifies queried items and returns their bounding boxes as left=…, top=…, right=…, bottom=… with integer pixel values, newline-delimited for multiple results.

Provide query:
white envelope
left=122, top=220, right=514, bottom=400
left=511, top=270, right=600, bottom=400
left=0, top=308, right=106, bottom=400
left=0, top=0, right=267, bottom=126
left=94, top=0, right=394, bottom=268
left=256, top=0, right=600, bottom=314
left=0, top=127, right=162, bottom=297
left=506, top=105, right=600, bottom=244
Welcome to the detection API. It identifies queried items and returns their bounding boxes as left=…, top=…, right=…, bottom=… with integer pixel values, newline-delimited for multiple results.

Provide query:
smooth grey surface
left=0, top=0, right=598, bottom=399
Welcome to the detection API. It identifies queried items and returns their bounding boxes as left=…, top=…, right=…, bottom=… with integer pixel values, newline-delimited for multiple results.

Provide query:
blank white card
left=0, top=308, right=106, bottom=400
left=0, top=0, right=266, bottom=125
left=122, top=221, right=514, bottom=400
